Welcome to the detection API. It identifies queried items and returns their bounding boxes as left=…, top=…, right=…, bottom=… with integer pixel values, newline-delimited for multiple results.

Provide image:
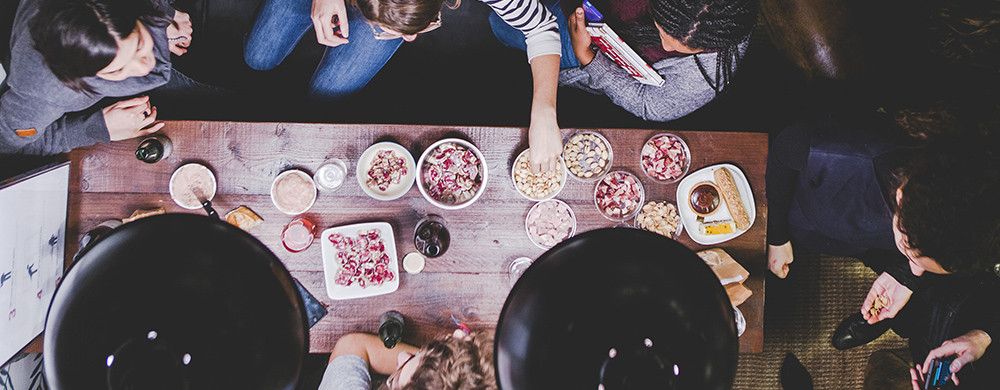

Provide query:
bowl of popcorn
left=593, top=170, right=645, bottom=221
left=563, top=131, right=613, bottom=182
left=640, top=133, right=691, bottom=183
left=524, top=199, right=577, bottom=249
left=417, top=138, right=489, bottom=210
left=511, top=149, right=567, bottom=201
left=634, top=200, right=684, bottom=239
left=356, top=142, right=416, bottom=201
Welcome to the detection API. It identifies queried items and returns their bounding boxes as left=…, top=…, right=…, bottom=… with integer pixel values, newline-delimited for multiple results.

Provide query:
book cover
left=586, top=23, right=665, bottom=87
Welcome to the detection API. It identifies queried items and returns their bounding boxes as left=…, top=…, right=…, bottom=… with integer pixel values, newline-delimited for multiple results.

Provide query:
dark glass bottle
left=414, top=215, right=449, bottom=258
left=74, top=220, right=122, bottom=262
left=135, top=135, right=172, bottom=164
left=379, top=311, right=405, bottom=349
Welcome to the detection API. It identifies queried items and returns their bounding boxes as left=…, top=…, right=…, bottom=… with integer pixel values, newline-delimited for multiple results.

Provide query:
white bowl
left=524, top=199, right=577, bottom=249
left=511, top=149, right=567, bottom=202
left=270, top=169, right=318, bottom=215
left=356, top=142, right=416, bottom=201
left=168, top=163, right=217, bottom=210
left=417, top=138, right=489, bottom=210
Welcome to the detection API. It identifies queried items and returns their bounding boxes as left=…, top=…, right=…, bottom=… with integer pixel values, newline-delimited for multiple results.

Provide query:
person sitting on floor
left=765, top=109, right=1000, bottom=387
left=0, top=0, right=208, bottom=155
left=244, top=0, right=565, bottom=172
left=319, top=329, right=495, bottom=389
left=490, top=0, right=757, bottom=122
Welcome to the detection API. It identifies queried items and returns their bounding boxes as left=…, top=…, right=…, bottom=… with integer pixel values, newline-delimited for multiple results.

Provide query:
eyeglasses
left=369, top=13, right=442, bottom=40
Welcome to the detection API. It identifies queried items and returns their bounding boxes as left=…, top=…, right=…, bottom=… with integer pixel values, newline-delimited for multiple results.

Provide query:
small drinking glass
left=507, top=257, right=534, bottom=286
left=281, top=217, right=316, bottom=253
left=314, top=159, right=348, bottom=192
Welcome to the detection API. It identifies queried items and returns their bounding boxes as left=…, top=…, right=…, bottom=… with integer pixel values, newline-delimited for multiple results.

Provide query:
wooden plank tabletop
left=65, top=121, right=768, bottom=353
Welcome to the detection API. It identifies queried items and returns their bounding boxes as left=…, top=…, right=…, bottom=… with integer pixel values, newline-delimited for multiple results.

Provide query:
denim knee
left=244, top=41, right=283, bottom=71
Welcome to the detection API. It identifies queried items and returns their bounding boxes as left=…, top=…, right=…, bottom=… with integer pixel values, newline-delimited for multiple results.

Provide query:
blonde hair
left=402, top=332, right=496, bottom=390
left=354, top=0, right=461, bottom=35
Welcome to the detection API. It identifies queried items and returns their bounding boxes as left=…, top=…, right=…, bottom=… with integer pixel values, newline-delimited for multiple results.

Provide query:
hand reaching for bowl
left=528, top=112, right=562, bottom=174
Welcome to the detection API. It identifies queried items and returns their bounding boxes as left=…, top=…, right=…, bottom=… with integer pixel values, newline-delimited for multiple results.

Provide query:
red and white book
left=586, top=22, right=665, bottom=86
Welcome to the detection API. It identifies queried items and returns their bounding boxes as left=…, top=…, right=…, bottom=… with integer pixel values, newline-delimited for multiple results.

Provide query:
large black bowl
left=496, top=228, right=737, bottom=390
left=44, top=214, right=307, bottom=390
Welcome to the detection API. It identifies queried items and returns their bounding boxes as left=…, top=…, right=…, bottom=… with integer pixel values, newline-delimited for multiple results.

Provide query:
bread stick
left=714, top=167, right=750, bottom=230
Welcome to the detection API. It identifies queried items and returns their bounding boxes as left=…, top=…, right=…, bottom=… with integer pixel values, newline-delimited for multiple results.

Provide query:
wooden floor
left=66, top=121, right=768, bottom=353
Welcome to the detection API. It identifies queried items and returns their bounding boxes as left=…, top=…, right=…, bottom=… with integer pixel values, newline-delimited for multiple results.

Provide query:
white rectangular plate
left=321, top=222, right=400, bottom=300
left=676, top=164, right=756, bottom=245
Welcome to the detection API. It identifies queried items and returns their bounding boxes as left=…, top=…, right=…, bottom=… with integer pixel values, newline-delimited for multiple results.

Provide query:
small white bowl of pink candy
left=524, top=199, right=577, bottom=249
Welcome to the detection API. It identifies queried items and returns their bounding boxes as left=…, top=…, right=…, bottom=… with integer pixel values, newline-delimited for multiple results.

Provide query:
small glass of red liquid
left=281, top=217, right=316, bottom=253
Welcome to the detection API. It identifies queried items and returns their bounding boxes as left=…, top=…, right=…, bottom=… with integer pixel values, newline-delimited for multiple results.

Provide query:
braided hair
left=649, top=0, right=757, bottom=93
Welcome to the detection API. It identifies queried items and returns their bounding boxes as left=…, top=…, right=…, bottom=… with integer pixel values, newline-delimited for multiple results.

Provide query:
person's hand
left=861, top=272, right=912, bottom=324
left=102, top=96, right=164, bottom=141
left=528, top=109, right=562, bottom=173
left=919, top=330, right=992, bottom=386
left=568, top=7, right=596, bottom=66
left=909, top=364, right=926, bottom=390
left=167, top=11, right=193, bottom=56
left=311, top=0, right=349, bottom=47
left=768, top=242, right=794, bottom=279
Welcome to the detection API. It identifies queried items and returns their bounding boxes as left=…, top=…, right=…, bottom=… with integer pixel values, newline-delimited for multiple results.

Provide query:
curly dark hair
left=896, top=132, right=1000, bottom=273
left=402, top=332, right=495, bottom=390
left=927, top=0, right=1000, bottom=71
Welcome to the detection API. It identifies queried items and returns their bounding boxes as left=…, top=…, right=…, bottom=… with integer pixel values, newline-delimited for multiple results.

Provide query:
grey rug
left=734, top=254, right=909, bottom=389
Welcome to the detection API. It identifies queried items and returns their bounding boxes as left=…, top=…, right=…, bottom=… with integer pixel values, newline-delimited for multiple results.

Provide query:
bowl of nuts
left=593, top=170, right=645, bottom=222
left=512, top=149, right=567, bottom=201
left=563, top=131, right=613, bottom=182
left=634, top=200, right=684, bottom=239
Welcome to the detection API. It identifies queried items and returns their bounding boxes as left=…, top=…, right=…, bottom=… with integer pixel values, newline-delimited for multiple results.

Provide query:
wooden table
left=65, top=121, right=768, bottom=353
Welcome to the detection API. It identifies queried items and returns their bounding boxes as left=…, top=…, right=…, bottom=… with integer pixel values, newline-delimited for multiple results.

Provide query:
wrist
left=971, top=329, right=992, bottom=347
left=530, top=104, right=557, bottom=123
left=576, top=49, right=596, bottom=67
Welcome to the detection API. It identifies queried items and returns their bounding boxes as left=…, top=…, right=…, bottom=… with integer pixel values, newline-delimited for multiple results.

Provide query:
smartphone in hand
left=923, top=356, right=955, bottom=390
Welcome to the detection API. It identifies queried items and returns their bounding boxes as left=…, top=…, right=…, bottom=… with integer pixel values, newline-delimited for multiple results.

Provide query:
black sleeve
left=974, top=276, right=1000, bottom=351
left=766, top=123, right=810, bottom=246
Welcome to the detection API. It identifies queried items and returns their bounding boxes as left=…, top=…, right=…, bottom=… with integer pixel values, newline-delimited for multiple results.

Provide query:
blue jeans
left=244, top=0, right=403, bottom=100
left=488, top=1, right=579, bottom=70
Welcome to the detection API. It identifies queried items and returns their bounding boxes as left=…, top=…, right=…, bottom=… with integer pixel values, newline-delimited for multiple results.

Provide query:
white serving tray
left=675, top=164, right=756, bottom=245
left=320, top=222, right=400, bottom=300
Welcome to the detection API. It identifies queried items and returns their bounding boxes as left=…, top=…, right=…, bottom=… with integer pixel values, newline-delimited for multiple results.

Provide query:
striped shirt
left=481, top=0, right=561, bottom=62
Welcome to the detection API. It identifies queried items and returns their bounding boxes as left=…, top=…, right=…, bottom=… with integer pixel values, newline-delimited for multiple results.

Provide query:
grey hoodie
left=560, top=39, right=750, bottom=122
left=0, top=0, right=175, bottom=155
